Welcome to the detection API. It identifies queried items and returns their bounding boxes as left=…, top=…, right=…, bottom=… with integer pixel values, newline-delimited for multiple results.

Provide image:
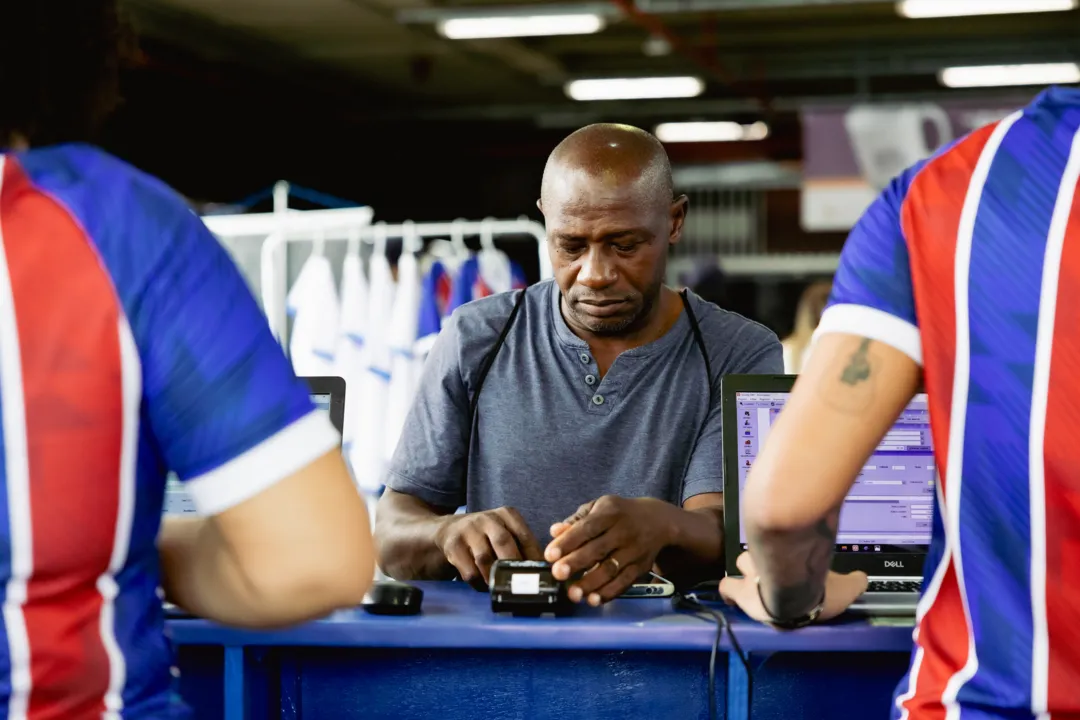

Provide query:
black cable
left=673, top=592, right=753, bottom=720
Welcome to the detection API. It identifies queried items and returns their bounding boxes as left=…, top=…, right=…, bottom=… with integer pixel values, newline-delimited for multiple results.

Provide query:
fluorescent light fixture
left=565, top=77, right=705, bottom=101
left=898, top=0, right=1077, bottom=18
left=654, top=121, right=769, bottom=143
left=437, top=13, right=605, bottom=39
left=939, top=62, right=1080, bottom=88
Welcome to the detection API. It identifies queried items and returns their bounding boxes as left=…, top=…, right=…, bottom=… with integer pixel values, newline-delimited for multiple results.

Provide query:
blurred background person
left=781, top=279, right=832, bottom=373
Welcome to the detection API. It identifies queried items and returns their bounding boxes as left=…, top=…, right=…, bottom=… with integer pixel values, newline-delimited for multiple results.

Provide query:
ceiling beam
left=556, top=37, right=1077, bottom=80
left=635, top=0, right=886, bottom=11
left=350, top=85, right=1029, bottom=124
left=606, top=0, right=773, bottom=109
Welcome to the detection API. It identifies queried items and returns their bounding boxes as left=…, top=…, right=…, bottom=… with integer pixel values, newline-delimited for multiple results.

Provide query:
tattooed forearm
left=749, top=507, right=840, bottom=622
left=817, top=337, right=876, bottom=414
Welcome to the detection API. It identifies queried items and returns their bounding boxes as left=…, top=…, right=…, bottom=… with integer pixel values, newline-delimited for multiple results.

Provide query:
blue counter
left=168, top=582, right=915, bottom=720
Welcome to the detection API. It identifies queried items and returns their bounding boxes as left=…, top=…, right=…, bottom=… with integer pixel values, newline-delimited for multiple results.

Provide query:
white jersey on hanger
left=334, top=253, right=369, bottom=446
left=348, top=253, right=396, bottom=493
left=383, top=251, right=423, bottom=467
left=477, top=248, right=513, bottom=294
left=286, top=254, right=339, bottom=377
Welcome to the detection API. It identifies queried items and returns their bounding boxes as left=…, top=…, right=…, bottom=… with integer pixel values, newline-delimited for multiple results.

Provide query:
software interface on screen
left=311, top=393, right=331, bottom=414
left=736, top=392, right=934, bottom=553
left=163, top=393, right=331, bottom=515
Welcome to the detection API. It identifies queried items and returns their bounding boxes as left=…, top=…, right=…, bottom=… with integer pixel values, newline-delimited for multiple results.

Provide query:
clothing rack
left=200, top=182, right=552, bottom=344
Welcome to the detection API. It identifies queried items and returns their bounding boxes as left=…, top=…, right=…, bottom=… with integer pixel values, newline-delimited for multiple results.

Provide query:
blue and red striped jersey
left=0, top=144, right=340, bottom=719
left=818, top=86, right=1080, bottom=719
left=446, top=255, right=527, bottom=315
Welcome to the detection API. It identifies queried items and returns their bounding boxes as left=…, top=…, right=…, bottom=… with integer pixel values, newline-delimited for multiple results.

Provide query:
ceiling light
left=437, top=14, right=605, bottom=39
left=939, top=63, right=1080, bottom=88
left=897, top=0, right=1077, bottom=19
left=643, top=36, right=672, bottom=57
left=654, top=121, right=769, bottom=143
left=565, top=77, right=705, bottom=101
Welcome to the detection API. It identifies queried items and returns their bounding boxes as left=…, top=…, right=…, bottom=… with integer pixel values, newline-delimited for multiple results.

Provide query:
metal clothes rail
left=201, top=182, right=551, bottom=344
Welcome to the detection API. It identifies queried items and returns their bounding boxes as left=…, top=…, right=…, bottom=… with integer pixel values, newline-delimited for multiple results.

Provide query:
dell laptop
left=722, top=374, right=932, bottom=616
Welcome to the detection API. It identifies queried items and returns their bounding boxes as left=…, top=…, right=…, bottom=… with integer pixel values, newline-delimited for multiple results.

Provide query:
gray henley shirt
left=386, top=279, right=783, bottom=539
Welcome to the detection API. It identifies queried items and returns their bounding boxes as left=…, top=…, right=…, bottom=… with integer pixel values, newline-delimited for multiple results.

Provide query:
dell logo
left=885, top=561, right=904, bottom=568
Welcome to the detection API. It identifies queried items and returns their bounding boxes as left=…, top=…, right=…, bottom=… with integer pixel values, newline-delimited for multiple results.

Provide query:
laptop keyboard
left=867, top=580, right=921, bottom=593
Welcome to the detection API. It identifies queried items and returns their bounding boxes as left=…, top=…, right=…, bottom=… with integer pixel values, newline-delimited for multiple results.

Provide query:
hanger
left=451, top=218, right=469, bottom=258
left=346, top=227, right=361, bottom=258
left=477, top=216, right=512, bottom=293
left=479, top=217, right=497, bottom=253
left=312, top=228, right=326, bottom=258
left=373, top=221, right=388, bottom=258
left=402, top=220, right=422, bottom=256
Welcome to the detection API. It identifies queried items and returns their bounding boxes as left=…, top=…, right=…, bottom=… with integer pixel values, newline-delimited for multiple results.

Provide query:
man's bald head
left=540, top=124, right=673, bottom=211
left=539, top=123, right=688, bottom=339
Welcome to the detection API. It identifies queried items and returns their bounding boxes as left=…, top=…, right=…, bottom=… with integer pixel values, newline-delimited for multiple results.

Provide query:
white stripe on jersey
left=896, top=474, right=952, bottom=720
left=941, top=109, right=1024, bottom=720
left=0, top=155, right=34, bottom=720
left=97, top=317, right=142, bottom=717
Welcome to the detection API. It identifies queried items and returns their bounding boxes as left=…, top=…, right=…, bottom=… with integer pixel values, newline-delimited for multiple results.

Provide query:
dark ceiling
left=124, top=0, right=1078, bottom=124
left=106, top=0, right=1077, bottom=209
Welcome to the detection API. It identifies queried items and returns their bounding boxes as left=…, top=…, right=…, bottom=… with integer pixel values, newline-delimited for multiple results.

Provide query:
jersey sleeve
left=136, top=209, right=340, bottom=516
left=815, top=167, right=924, bottom=366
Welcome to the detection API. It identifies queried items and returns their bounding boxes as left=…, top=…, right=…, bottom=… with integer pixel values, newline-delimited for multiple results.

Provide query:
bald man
left=375, top=124, right=782, bottom=603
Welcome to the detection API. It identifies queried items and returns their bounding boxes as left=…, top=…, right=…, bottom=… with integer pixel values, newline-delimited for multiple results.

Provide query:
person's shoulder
left=19, top=144, right=195, bottom=227
left=17, top=142, right=204, bottom=255
left=686, top=291, right=783, bottom=373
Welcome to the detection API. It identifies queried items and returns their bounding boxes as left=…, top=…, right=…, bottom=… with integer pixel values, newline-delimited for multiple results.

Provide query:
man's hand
left=544, top=496, right=671, bottom=606
left=718, top=552, right=867, bottom=626
left=434, top=507, right=543, bottom=589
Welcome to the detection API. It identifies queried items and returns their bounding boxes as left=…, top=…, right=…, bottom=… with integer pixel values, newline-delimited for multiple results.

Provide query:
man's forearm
left=655, top=503, right=725, bottom=586
left=747, top=507, right=839, bottom=621
left=158, top=516, right=364, bottom=628
left=374, top=496, right=458, bottom=580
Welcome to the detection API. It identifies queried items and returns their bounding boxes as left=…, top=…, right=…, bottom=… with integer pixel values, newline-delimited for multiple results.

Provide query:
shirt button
left=579, top=353, right=591, bottom=364
left=585, top=374, right=596, bottom=386
left=592, top=394, right=605, bottom=406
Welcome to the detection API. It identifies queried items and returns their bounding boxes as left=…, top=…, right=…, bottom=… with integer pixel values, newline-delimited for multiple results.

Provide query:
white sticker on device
left=510, top=573, right=541, bottom=595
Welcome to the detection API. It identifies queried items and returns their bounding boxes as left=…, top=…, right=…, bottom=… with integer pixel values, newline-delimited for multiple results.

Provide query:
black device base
left=362, top=581, right=424, bottom=616
left=489, top=559, right=575, bottom=617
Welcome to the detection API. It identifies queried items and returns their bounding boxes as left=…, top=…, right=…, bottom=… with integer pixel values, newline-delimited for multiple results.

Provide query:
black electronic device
left=489, top=560, right=573, bottom=617
left=361, top=581, right=424, bottom=616
left=621, top=582, right=675, bottom=598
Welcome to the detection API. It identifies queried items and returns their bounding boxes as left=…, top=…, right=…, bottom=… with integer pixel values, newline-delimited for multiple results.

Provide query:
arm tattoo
left=840, top=339, right=872, bottom=386
left=817, top=337, right=876, bottom=415
left=750, top=506, right=840, bottom=622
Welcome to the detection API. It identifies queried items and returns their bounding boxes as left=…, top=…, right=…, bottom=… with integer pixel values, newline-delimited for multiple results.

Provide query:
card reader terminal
left=489, top=560, right=574, bottom=617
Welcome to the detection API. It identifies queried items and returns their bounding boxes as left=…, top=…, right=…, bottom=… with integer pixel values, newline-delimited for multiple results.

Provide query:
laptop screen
left=734, top=391, right=934, bottom=554
left=311, top=393, right=332, bottom=415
